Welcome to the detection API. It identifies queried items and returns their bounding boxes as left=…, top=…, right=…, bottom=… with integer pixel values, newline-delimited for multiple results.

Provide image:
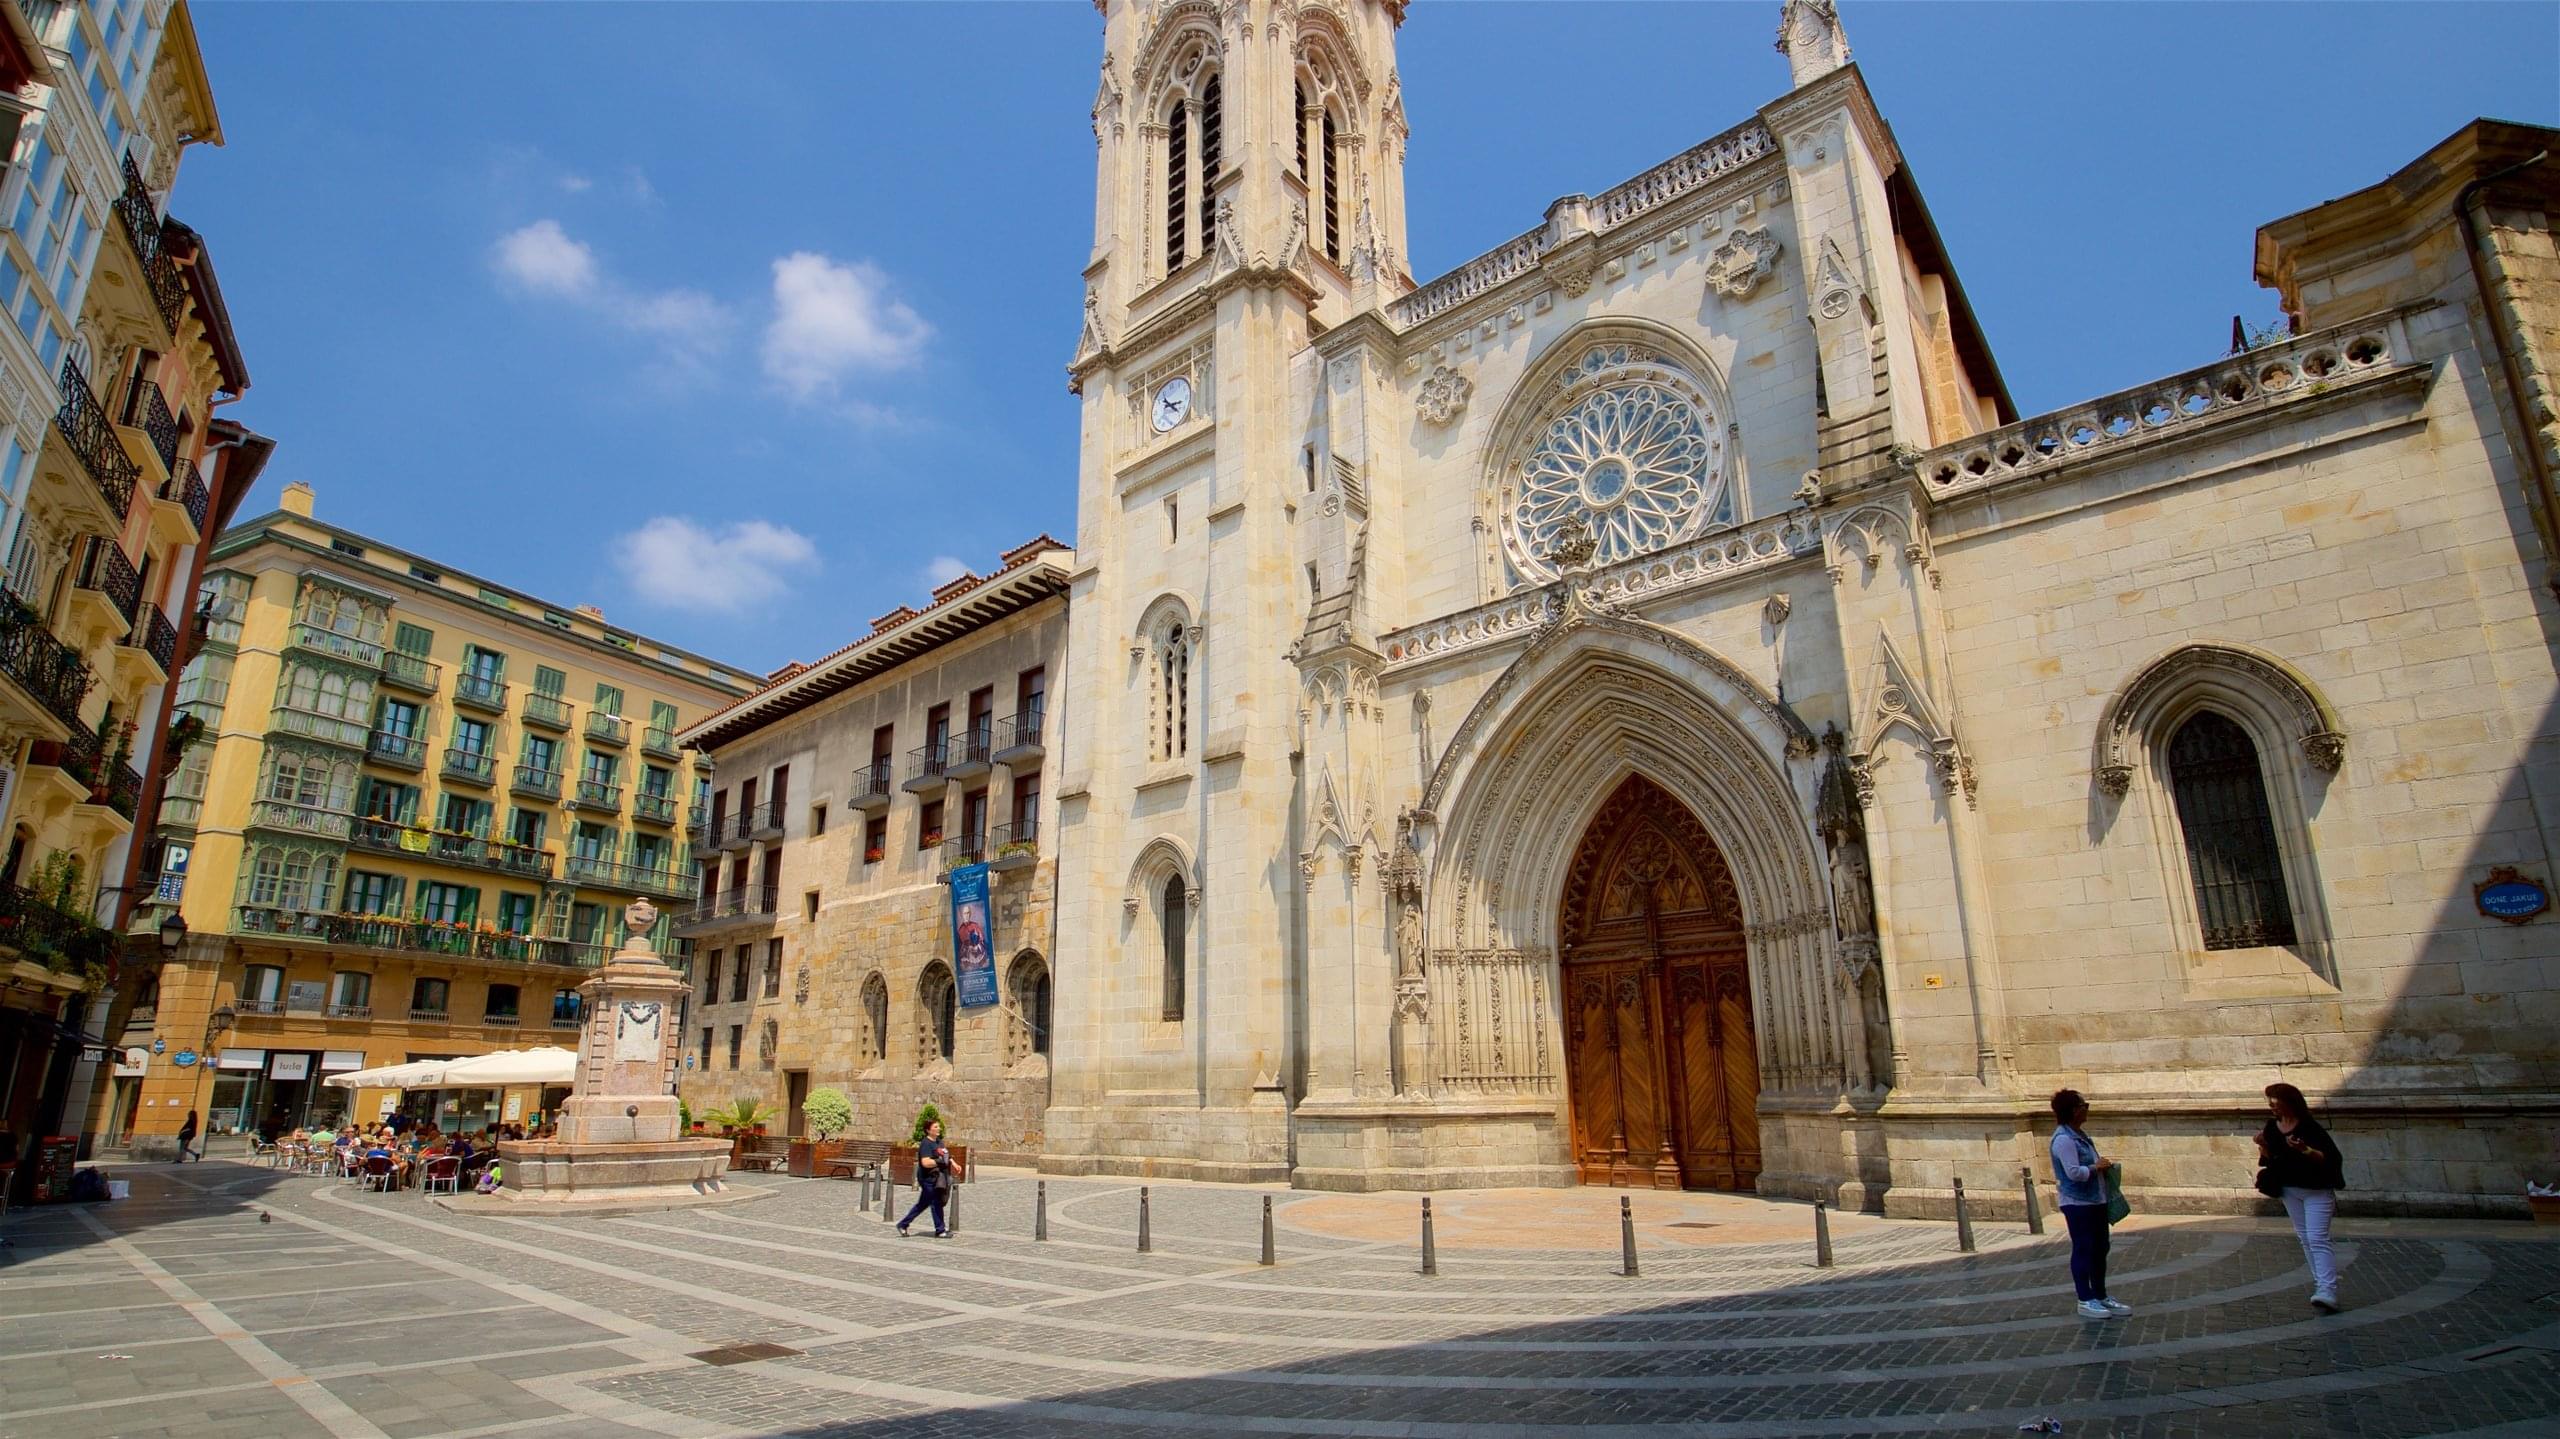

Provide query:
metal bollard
left=1953, top=1176, right=1976, bottom=1254
left=1420, top=1197, right=1438, bottom=1277
left=883, top=1176, right=897, bottom=1224
left=1036, top=1180, right=1048, bottom=1242
left=947, top=1178, right=960, bottom=1236
left=2021, top=1165, right=2045, bottom=1235
left=1619, top=1195, right=1640, bottom=1278
left=1138, top=1186, right=1151, bottom=1253
left=1814, top=1198, right=1834, bottom=1268
left=1260, top=1194, right=1276, bottom=1266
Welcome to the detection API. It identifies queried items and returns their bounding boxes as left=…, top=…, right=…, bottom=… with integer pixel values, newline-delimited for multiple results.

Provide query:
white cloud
left=923, top=555, right=970, bottom=589
left=557, top=172, right=594, bottom=194
left=490, top=219, right=732, bottom=366
left=491, top=220, right=596, bottom=296
left=761, top=252, right=930, bottom=402
left=612, top=517, right=819, bottom=614
left=623, top=165, right=660, bottom=205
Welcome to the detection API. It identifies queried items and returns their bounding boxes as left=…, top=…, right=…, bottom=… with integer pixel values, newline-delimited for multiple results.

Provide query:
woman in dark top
left=2257, top=1082, right=2345, bottom=1312
left=175, top=1110, right=200, bottom=1163
left=897, top=1119, right=954, bottom=1239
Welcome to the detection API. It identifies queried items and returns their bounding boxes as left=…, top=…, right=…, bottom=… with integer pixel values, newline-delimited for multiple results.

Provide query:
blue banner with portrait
left=949, top=863, right=999, bottom=1008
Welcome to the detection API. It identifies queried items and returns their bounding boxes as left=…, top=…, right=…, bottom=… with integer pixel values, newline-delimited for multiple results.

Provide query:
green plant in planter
left=909, top=1102, right=946, bottom=1143
left=803, top=1087, right=852, bottom=1140
left=995, top=839, right=1037, bottom=861
left=163, top=711, right=208, bottom=765
left=678, top=1095, right=693, bottom=1132
left=701, top=1096, right=774, bottom=1132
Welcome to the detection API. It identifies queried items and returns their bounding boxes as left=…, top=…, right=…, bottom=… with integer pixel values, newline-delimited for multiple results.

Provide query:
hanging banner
left=949, top=863, right=998, bottom=1008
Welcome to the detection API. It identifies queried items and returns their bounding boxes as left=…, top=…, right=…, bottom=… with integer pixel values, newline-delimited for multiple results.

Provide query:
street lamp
left=158, top=910, right=188, bottom=955
left=189, top=1002, right=235, bottom=1158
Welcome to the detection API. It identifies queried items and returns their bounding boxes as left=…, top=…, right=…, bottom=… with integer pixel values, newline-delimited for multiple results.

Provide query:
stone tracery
left=1498, top=343, right=1731, bottom=586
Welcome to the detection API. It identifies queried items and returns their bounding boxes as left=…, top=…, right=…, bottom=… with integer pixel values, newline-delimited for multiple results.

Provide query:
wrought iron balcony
left=121, top=376, right=179, bottom=474
left=632, top=791, right=677, bottom=825
left=946, top=723, right=995, bottom=779
left=558, top=854, right=695, bottom=900
left=379, top=650, right=439, bottom=694
left=585, top=711, right=628, bottom=746
left=940, top=830, right=989, bottom=870
left=550, top=1013, right=582, bottom=1030
left=235, top=906, right=600, bottom=969
left=574, top=778, right=622, bottom=809
left=409, top=1007, right=450, bottom=1023
left=368, top=729, right=427, bottom=769
left=73, top=536, right=141, bottom=627
left=349, top=816, right=555, bottom=879
left=751, top=796, right=784, bottom=839
left=158, top=458, right=209, bottom=535
left=642, top=725, right=680, bottom=760
left=233, top=996, right=285, bottom=1017
left=849, top=759, right=893, bottom=811
left=522, top=691, right=571, bottom=730
left=453, top=672, right=508, bottom=713
left=993, top=709, right=1046, bottom=765
left=0, top=596, right=92, bottom=732
left=989, top=818, right=1040, bottom=872
left=686, top=802, right=708, bottom=841
left=511, top=763, right=561, bottom=800
left=245, top=799, right=352, bottom=840
left=121, top=605, right=177, bottom=677
left=672, top=883, right=781, bottom=934
left=442, top=747, right=496, bottom=785
left=287, top=621, right=385, bottom=669
left=54, top=358, right=138, bottom=521
left=902, top=739, right=951, bottom=793
left=325, top=1003, right=371, bottom=1021
left=114, top=154, right=184, bottom=335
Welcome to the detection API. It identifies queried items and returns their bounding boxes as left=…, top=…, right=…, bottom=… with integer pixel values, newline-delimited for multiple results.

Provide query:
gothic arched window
left=2165, top=710, right=2297, bottom=950
left=1196, top=73, right=1221, bottom=247
left=1321, top=109, right=1340, bottom=263
left=918, top=960, right=956, bottom=1064
left=1153, top=618, right=1190, bottom=762
left=1164, top=97, right=1189, bottom=270
left=860, top=971, right=889, bottom=1064
left=1294, top=80, right=1310, bottom=175
left=1160, top=874, right=1187, bottom=1021
left=1007, top=950, right=1051, bottom=1061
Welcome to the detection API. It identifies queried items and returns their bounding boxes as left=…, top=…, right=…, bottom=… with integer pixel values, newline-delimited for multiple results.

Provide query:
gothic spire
left=1775, top=0, right=1851, bottom=89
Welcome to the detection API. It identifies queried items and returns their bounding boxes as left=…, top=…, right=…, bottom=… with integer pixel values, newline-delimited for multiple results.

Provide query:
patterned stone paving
left=2, top=1157, right=2556, bottom=1438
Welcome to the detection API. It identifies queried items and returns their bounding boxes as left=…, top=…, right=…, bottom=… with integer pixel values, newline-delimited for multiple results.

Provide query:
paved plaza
left=3, top=1158, right=2558, bottom=1438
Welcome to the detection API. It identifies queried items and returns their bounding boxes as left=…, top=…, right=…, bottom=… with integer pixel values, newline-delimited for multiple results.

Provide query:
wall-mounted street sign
left=2475, top=867, right=2549, bottom=925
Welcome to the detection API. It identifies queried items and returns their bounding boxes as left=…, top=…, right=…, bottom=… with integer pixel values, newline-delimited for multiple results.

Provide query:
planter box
left=2531, top=1193, right=2560, bottom=1225
left=786, top=1139, right=816, bottom=1178
left=889, top=1142, right=970, bottom=1186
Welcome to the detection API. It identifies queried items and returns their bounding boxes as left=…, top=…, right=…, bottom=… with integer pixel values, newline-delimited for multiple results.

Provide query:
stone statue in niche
left=1396, top=894, right=1425, bottom=980
left=1829, top=838, right=1873, bottom=941
left=1814, top=724, right=1893, bottom=1090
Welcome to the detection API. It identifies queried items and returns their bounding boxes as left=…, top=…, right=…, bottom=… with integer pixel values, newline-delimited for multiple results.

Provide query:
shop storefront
left=205, top=1048, right=369, bottom=1134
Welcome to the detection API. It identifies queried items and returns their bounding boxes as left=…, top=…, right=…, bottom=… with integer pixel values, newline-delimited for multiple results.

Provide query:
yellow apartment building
left=112, top=482, right=758, bottom=1148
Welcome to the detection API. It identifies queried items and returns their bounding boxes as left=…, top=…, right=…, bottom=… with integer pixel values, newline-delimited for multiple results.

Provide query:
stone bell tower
left=1046, top=0, right=1411, bottom=1183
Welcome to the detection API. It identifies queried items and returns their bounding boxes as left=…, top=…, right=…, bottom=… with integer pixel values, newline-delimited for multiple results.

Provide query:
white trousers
left=2281, top=1187, right=2338, bottom=1295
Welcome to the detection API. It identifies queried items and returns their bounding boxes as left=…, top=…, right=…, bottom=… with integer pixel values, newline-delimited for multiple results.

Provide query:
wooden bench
left=815, top=1139, right=892, bottom=1183
left=731, top=1134, right=792, bottom=1173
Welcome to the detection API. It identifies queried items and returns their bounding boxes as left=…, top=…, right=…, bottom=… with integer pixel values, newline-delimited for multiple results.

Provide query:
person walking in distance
left=2049, top=1089, right=2128, bottom=1319
left=897, top=1118, right=956, bottom=1239
left=2258, top=1082, right=2345, bottom=1312
left=174, top=1109, right=200, bottom=1163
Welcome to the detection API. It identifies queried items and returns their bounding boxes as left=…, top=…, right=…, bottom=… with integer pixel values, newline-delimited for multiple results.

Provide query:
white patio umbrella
left=323, top=1058, right=454, bottom=1091
left=437, top=1046, right=579, bottom=1086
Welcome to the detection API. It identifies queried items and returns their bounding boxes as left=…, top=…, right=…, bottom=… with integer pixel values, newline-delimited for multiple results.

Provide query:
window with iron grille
left=1196, top=73, right=1220, bottom=244
left=1164, top=97, right=1188, bottom=268
left=2166, top=711, right=2297, bottom=950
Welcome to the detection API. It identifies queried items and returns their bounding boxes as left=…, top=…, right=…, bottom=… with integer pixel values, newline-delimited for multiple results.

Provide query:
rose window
left=1500, top=351, right=1726, bottom=585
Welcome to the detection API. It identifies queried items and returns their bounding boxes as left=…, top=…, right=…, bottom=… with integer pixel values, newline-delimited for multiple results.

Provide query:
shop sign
left=2476, top=867, right=2549, bottom=924
left=320, top=1050, right=365, bottom=1072
left=173, top=1049, right=199, bottom=1068
left=270, top=1053, right=313, bottom=1081
left=114, top=1047, right=148, bottom=1077
left=217, top=1048, right=266, bottom=1072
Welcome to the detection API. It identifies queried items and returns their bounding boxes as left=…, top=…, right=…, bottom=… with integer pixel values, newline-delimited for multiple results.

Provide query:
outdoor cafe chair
left=252, top=1139, right=280, bottom=1166
left=420, top=1155, right=461, bottom=1196
left=361, top=1154, right=397, bottom=1192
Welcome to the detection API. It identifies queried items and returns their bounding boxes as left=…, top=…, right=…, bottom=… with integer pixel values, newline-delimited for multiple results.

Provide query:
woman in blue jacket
left=2049, top=1089, right=2128, bottom=1320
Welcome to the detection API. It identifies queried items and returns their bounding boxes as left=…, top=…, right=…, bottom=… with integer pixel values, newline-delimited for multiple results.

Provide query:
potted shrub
left=792, top=1086, right=854, bottom=1177
left=864, top=845, right=885, bottom=864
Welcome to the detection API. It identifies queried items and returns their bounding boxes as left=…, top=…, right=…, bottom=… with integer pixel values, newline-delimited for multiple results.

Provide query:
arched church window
left=1164, top=97, right=1189, bottom=269
left=859, top=971, right=888, bottom=1063
left=1295, top=80, right=1310, bottom=175
left=1321, top=110, right=1340, bottom=262
left=2165, top=710, right=2297, bottom=950
left=1498, top=344, right=1730, bottom=586
left=1160, top=874, right=1187, bottom=1021
left=918, top=960, right=956, bottom=1063
left=1196, top=74, right=1221, bottom=247
left=1007, top=951, right=1050, bottom=1061
left=1153, top=617, right=1190, bottom=762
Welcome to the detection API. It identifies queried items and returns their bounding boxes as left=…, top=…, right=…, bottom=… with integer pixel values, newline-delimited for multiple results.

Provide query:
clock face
left=1151, top=376, right=1192, bottom=433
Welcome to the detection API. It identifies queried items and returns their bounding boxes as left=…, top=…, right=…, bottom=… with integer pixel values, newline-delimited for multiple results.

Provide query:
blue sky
left=174, top=1, right=2557, bottom=672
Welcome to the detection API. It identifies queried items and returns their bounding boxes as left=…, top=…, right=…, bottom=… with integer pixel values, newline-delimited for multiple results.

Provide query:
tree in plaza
left=803, top=1087, right=852, bottom=1140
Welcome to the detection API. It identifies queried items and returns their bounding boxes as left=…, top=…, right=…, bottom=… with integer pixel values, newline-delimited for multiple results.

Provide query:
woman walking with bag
left=174, top=1110, right=200, bottom=1163
left=2049, top=1089, right=2129, bottom=1320
left=897, top=1118, right=955, bottom=1239
left=2257, top=1082, right=2344, bottom=1312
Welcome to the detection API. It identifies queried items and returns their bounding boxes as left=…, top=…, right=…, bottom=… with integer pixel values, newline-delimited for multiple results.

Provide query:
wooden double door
left=1560, top=777, right=1762, bottom=1191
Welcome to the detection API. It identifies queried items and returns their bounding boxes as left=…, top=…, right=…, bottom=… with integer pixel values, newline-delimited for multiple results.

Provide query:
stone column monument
left=476, top=898, right=754, bottom=1213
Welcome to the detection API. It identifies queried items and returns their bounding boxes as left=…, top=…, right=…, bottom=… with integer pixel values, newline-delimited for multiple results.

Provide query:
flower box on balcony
left=864, top=847, right=885, bottom=864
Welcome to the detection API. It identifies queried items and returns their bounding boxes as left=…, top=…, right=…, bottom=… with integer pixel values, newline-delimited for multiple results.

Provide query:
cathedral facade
left=1042, top=0, right=2560, bottom=1215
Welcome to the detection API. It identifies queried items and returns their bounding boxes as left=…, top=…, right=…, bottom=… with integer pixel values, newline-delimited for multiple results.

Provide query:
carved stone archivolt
left=2093, top=641, right=2347, bottom=795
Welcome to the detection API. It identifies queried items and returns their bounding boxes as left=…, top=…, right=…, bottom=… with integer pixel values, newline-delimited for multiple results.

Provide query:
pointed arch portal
left=1559, top=775, right=1760, bottom=1190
